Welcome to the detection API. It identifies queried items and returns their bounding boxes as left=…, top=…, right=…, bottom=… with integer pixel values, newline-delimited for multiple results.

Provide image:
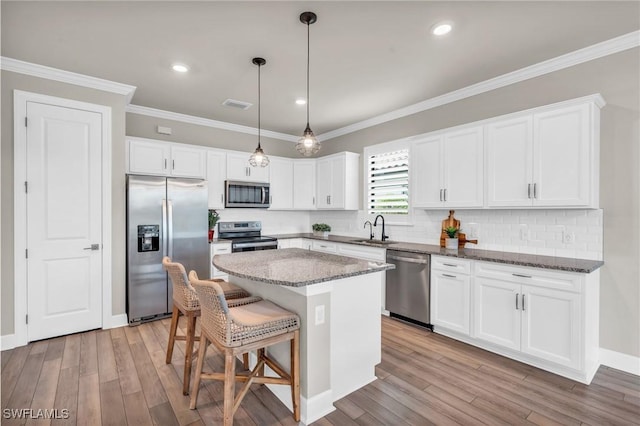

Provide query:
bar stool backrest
left=189, top=270, right=232, bottom=345
left=162, top=256, right=200, bottom=311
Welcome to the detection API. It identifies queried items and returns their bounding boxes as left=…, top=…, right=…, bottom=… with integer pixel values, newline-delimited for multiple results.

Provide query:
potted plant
left=208, top=209, right=220, bottom=242
left=312, top=223, right=331, bottom=238
left=444, top=226, right=459, bottom=249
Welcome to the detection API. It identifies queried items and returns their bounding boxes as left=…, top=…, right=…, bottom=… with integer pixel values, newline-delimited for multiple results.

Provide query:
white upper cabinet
left=293, top=160, right=316, bottom=209
left=127, top=137, right=206, bottom=179
left=486, top=116, right=534, bottom=207
left=486, top=97, right=602, bottom=208
left=269, top=157, right=294, bottom=210
left=412, top=136, right=442, bottom=208
left=533, top=104, right=592, bottom=207
left=226, top=152, right=270, bottom=183
left=170, top=145, right=206, bottom=178
left=207, top=150, right=226, bottom=209
left=316, top=152, right=359, bottom=210
left=412, top=126, right=483, bottom=209
left=128, top=138, right=170, bottom=176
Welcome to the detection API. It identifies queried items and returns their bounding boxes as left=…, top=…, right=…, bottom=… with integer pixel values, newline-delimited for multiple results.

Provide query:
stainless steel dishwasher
left=385, top=250, right=432, bottom=328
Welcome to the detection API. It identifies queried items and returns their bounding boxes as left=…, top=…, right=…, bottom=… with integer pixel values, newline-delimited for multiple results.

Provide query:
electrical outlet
left=563, top=231, right=575, bottom=244
left=315, top=305, right=325, bottom=325
left=467, top=223, right=479, bottom=239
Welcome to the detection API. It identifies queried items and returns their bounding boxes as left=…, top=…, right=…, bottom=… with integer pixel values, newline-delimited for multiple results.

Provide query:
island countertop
left=213, top=248, right=394, bottom=287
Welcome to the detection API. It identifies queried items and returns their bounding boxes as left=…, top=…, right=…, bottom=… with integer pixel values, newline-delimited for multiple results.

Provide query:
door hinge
left=26, top=314, right=28, bottom=324
left=25, top=249, right=28, bottom=259
left=25, top=117, right=28, bottom=127
left=24, top=181, right=28, bottom=193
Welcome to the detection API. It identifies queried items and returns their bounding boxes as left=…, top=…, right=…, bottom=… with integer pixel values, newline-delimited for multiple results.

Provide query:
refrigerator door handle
left=162, top=199, right=168, bottom=257
left=167, top=200, right=174, bottom=259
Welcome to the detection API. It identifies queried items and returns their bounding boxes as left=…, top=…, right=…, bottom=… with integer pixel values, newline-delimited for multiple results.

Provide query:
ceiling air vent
left=222, top=99, right=253, bottom=110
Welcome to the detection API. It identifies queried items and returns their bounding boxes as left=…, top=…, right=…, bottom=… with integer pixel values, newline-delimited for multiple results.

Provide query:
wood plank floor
left=2, top=316, right=639, bottom=425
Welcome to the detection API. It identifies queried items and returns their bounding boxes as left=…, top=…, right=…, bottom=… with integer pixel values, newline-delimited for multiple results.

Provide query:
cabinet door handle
left=221, top=194, right=223, bottom=204
left=516, top=293, right=520, bottom=310
left=164, top=159, right=167, bottom=170
left=444, top=188, right=447, bottom=202
left=313, top=196, right=315, bottom=205
left=522, top=294, right=526, bottom=311
left=439, top=189, right=443, bottom=202
left=527, top=183, right=532, bottom=199
left=172, top=159, right=175, bottom=170
left=533, top=183, right=537, bottom=199
left=512, top=273, right=532, bottom=278
left=442, top=273, right=456, bottom=278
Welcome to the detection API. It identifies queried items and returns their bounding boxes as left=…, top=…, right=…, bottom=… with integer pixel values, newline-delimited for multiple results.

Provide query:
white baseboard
left=600, top=348, right=640, bottom=376
left=109, top=314, right=129, bottom=329
left=0, top=334, right=17, bottom=351
left=266, top=383, right=335, bottom=425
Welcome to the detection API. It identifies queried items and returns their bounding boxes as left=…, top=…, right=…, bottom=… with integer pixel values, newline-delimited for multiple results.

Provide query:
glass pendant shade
left=296, top=124, right=320, bottom=156
left=250, top=57, right=269, bottom=167
left=249, top=146, right=269, bottom=167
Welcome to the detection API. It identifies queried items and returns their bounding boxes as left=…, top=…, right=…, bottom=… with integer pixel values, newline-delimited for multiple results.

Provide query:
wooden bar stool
left=188, top=271, right=301, bottom=425
left=162, top=257, right=257, bottom=395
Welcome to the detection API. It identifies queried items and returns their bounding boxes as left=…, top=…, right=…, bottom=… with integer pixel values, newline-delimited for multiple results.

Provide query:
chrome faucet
left=363, top=221, right=374, bottom=240
left=373, top=215, right=389, bottom=241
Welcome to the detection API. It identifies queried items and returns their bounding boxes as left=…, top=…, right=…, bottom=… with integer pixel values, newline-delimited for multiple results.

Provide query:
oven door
left=225, top=181, right=270, bottom=208
left=232, top=241, right=278, bottom=252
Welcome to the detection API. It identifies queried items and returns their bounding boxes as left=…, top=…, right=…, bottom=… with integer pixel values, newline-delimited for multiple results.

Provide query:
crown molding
left=317, top=30, right=640, bottom=142
left=126, top=104, right=299, bottom=143
left=0, top=56, right=137, bottom=103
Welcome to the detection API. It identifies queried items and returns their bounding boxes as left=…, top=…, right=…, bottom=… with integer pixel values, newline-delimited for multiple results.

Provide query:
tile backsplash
left=309, top=209, right=603, bottom=260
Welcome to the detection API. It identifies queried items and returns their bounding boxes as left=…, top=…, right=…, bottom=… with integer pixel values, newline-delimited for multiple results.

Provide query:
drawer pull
left=443, top=263, right=458, bottom=267
left=442, top=273, right=456, bottom=278
left=516, top=293, right=519, bottom=310
left=512, top=273, right=532, bottom=278
left=522, top=294, right=526, bottom=311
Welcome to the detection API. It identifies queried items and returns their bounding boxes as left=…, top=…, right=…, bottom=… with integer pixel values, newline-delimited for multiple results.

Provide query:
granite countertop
left=213, top=248, right=395, bottom=287
left=268, top=233, right=604, bottom=273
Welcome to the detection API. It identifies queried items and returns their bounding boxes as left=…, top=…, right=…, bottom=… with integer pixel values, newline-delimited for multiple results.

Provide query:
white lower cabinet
left=431, top=257, right=471, bottom=336
left=436, top=256, right=599, bottom=384
left=210, top=241, right=232, bottom=280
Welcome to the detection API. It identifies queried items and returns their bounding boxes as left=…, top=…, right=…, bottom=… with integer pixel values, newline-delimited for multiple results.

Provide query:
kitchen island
left=213, top=248, right=394, bottom=425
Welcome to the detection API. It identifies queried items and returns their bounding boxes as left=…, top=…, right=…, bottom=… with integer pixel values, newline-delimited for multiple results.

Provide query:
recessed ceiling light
left=431, top=22, right=453, bottom=36
left=172, top=63, right=189, bottom=73
left=295, top=98, right=307, bottom=105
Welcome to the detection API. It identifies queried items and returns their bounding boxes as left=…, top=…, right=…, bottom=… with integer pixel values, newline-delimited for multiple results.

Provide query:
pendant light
left=296, top=11, right=321, bottom=157
left=249, top=57, right=270, bottom=167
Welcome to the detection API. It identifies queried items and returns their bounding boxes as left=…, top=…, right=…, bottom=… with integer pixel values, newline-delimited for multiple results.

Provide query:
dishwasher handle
left=387, top=254, right=429, bottom=265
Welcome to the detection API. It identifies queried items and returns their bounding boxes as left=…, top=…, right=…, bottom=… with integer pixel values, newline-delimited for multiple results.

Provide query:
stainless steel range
left=218, top=221, right=278, bottom=252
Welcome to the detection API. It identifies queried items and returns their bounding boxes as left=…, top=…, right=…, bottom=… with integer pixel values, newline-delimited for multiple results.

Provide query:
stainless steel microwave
left=225, top=180, right=270, bottom=208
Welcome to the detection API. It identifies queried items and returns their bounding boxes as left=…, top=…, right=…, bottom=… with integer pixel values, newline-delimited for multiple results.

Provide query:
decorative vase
left=208, top=229, right=214, bottom=242
left=313, top=230, right=329, bottom=238
left=445, top=237, right=458, bottom=249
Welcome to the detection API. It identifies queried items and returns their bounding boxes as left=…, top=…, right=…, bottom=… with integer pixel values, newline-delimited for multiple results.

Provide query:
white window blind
left=367, top=148, right=409, bottom=215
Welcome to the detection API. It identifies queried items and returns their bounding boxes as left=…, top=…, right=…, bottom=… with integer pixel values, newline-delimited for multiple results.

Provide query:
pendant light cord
left=306, top=21, right=310, bottom=127
left=258, top=62, right=261, bottom=148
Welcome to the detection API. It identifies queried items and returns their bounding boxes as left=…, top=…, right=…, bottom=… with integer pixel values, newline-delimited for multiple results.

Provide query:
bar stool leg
left=190, top=334, right=208, bottom=409
left=291, top=330, right=300, bottom=422
left=166, top=305, right=180, bottom=364
left=183, top=313, right=197, bottom=395
left=223, top=350, right=236, bottom=426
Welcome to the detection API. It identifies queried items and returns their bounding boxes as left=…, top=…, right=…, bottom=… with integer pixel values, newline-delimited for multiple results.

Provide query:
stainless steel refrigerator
left=126, top=175, right=209, bottom=324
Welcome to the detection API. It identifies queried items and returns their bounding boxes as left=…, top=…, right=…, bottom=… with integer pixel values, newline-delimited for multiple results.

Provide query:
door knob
left=83, top=244, right=100, bottom=251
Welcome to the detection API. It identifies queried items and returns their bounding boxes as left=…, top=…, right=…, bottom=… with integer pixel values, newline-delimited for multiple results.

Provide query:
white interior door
left=26, top=101, right=103, bottom=341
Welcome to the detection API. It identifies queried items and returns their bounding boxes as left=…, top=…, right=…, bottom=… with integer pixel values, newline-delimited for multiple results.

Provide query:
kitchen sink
left=352, top=239, right=397, bottom=246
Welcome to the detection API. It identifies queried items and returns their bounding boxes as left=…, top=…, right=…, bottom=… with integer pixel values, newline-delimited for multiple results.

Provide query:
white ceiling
left=2, top=1, right=639, bottom=138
